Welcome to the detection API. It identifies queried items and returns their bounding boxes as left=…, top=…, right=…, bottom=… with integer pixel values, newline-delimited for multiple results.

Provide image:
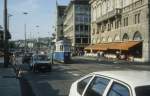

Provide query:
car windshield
left=35, top=55, right=48, bottom=61
left=135, top=85, right=150, bottom=96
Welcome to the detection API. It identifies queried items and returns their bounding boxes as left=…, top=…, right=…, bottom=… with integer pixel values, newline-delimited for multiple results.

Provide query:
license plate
left=41, top=66, right=46, bottom=69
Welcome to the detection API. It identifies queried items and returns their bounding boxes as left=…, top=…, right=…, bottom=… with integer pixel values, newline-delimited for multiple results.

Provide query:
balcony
left=97, top=8, right=122, bottom=23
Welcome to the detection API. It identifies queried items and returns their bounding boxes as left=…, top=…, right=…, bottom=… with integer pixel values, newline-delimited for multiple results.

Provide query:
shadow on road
left=21, top=64, right=76, bottom=96
left=19, top=78, right=35, bottom=96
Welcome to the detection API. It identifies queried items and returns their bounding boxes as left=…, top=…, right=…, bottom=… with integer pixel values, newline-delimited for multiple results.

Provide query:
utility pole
left=23, top=12, right=28, bottom=53
left=3, top=0, right=9, bottom=68
left=36, top=25, right=39, bottom=52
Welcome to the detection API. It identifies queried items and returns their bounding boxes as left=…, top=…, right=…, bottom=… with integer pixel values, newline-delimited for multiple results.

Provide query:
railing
left=97, top=8, right=122, bottom=23
left=123, top=0, right=144, bottom=12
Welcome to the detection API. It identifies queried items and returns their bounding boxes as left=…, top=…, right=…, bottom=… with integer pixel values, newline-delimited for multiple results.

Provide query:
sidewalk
left=75, top=56, right=150, bottom=65
left=0, top=58, right=21, bottom=96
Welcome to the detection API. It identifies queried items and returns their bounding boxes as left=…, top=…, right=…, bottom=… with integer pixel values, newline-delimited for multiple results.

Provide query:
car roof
left=32, top=54, right=47, bottom=57
left=93, top=70, right=150, bottom=87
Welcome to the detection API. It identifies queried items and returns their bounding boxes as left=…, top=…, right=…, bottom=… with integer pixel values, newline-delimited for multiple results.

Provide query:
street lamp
left=8, top=14, right=13, bottom=30
left=23, top=12, right=28, bottom=53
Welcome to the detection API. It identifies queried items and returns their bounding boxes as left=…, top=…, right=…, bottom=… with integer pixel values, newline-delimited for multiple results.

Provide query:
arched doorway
left=133, top=31, right=142, bottom=41
left=114, top=34, right=120, bottom=41
left=130, top=31, right=143, bottom=58
left=107, top=37, right=112, bottom=42
left=122, top=33, right=129, bottom=41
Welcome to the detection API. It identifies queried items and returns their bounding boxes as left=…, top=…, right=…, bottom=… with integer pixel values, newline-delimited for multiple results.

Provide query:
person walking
left=97, top=52, right=100, bottom=62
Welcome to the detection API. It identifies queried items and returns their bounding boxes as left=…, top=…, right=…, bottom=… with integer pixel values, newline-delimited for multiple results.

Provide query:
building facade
left=89, top=0, right=150, bottom=62
left=63, top=0, right=91, bottom=54
left=56, top=5, right=67, bottom=41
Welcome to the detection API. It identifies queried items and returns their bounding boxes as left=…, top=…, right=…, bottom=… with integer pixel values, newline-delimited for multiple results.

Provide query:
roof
left=84, top=41, right=142, bottom=51
left=93, top=70, right=150, bottom=87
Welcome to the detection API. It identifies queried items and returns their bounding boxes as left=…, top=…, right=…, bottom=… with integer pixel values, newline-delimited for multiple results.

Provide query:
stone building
left=63, top=0, right=91, bottom=54
left=87, top=0, right=150, bottom=62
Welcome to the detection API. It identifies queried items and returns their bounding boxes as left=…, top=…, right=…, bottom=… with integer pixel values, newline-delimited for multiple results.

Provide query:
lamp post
left=23, top=12, right=28, bottom=53
left=3, top=0, right=9, bottom=68
left=8, top=14, right=13, bottom=31
left=36, top=25, right=40, bottom=52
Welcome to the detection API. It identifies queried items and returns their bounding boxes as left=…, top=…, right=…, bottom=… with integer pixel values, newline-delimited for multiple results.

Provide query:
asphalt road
left=15, top=56, right=150, bottom=96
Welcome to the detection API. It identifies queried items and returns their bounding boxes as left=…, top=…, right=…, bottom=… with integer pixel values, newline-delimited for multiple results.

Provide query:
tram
left=53, top=40, right=71, bottom=63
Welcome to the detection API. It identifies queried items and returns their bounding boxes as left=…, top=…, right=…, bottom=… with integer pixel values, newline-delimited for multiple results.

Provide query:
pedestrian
left=16, top=66, right=22, bottom=79
left=97, top=52, right=100, bottom=61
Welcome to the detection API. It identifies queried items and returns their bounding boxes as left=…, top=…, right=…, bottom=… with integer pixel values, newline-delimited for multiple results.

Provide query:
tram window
left=60, top=45, right=64, bottom=51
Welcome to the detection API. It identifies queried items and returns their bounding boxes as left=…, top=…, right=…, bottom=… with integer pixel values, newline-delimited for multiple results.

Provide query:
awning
left=84, top=43, right=108, bottom=51
left=108, top=41, right=142, bottom=51
left=84, top=41, right=142, bottom=51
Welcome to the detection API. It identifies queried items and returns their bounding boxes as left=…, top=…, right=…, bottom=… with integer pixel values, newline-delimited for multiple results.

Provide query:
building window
left=85, top=25, right=89, bottom=32
left=138, top=13, right=140, bottom=23
left=135, top=13, right=140, bottom=24
left=108, top=23, right=111, bottom=31
left=115, top=20, right=120, bottom=29
left=124, top=17, right=128, bottom=26
left=76, top=38, right=81, bottom=43
left=75, top=25, right=80, bottom=32
left=126, top=17, right=128, bottom=26
left=82, top=38, right=88, bottom=43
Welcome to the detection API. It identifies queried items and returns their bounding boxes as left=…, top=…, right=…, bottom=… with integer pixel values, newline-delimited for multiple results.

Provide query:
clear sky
left=0, top=0, right=70, bottom=40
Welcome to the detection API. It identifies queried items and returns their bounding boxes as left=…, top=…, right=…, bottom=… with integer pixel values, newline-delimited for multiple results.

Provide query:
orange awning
left=108, top=41, right=142, bottom=51
left=85, top=41, right=142, bottom=51
left=84, top=43, right=108, bottom=51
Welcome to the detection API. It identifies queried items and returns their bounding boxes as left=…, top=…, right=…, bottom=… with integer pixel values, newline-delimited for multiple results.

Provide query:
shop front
left=84, top=41, right=142, bottom=61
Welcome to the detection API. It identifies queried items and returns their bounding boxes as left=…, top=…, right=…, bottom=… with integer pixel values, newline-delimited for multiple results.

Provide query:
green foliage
left=9, top=41, right=17, bottom=49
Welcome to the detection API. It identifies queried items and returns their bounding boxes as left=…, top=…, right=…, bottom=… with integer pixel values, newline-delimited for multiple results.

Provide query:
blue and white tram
left=54, top=40, right=71, bottom=63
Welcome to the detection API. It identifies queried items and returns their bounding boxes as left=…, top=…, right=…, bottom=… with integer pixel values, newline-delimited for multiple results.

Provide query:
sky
left=0, top=0, right=70, bottom=40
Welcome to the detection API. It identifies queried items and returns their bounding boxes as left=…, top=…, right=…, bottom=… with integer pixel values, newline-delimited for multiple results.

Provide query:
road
left=15, top=56, right=150, bottom=96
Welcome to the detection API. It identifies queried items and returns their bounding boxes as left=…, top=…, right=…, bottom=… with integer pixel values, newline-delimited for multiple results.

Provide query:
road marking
left=67, top=71, right=73, bottom=74
left=66, top=71, right=80, bottom=77
left=72, top=73, right=80, bottom=76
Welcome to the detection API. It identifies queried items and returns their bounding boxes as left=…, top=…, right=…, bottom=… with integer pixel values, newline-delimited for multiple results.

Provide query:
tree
left=9, top=41, right=17, bottom=49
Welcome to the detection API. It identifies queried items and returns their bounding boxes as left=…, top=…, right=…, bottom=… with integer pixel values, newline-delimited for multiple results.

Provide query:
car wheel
left=49, top=66, right=52, bottom=72
left=30, top=66, right=33, bottom=71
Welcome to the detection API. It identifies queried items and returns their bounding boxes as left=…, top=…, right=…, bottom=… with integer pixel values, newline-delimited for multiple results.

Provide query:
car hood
left=35, top=61, right=49, bottom=64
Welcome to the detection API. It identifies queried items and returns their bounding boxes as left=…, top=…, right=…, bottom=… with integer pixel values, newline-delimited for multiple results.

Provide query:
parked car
left=22, top=52, right=33, bottom=64
left=30, top=54, right=52, bottom=72
left=69, top=70, right=150, bottom=96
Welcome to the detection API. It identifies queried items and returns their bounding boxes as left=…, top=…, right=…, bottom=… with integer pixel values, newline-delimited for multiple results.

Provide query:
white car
left=30, top=54, right=52, bottom=72
left=69, top=70, right=150, bottom=96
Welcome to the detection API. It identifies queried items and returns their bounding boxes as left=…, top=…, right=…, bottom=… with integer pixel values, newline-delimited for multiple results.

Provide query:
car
left=30, top=54, right=52, bottom=72
left=22, top=52, right=33, bottom=64
left=69, top=70, right=150, bottom=96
